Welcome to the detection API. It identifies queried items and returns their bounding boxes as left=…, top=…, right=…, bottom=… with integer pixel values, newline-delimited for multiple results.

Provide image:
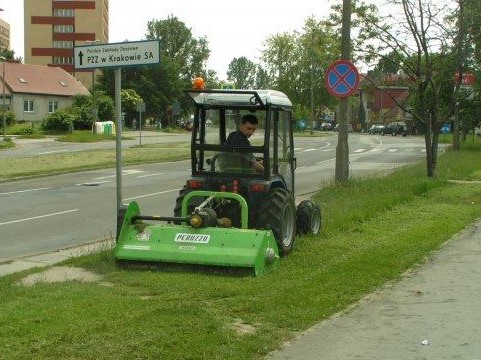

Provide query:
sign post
left=136, top=101, right=146, bottom=146
left=74, top=40, right=160, bottom=216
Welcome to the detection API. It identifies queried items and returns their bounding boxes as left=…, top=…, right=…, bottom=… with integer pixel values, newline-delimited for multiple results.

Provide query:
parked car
left=333, top=123, right=353, bottom=132
left=383, top=122, right=407, bottom=136
left=319, top=122, right=334, bottom=131
left=368, top=124, right=385, bottom=135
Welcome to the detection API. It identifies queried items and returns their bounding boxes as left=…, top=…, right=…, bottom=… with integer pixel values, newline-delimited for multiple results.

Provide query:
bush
left=0, top=110, right=15, bottom=125
left=42, top=110, right=76, bottom=131
left=7, top=124, right=34, bottom=136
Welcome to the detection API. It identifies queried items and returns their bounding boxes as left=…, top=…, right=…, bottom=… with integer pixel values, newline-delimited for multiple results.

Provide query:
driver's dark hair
left=241, top=114, right=258, bottom=125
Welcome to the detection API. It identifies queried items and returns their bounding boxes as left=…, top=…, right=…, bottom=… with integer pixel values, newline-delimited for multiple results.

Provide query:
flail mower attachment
left=114, top=191, right=280, bottom=276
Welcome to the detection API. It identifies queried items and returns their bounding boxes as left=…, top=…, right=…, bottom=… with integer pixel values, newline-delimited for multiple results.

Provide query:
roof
left=186, top=89, right=292, bottom=109
left=0, top=62, right=90, bottom=97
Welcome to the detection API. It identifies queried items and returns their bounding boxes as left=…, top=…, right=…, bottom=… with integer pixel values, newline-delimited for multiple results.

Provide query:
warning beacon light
left=192, top=76, right=205, bottom=90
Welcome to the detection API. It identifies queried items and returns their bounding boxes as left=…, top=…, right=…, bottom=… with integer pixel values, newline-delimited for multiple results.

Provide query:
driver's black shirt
left=226, top=130, right=250, bottom=147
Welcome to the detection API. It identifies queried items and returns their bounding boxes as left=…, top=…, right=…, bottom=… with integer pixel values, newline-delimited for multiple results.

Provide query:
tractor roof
left=185, top=89, right=292, bottom=109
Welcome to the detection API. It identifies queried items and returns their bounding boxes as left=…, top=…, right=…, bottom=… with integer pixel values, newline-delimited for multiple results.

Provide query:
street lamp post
left=1, top=56, right=6, bottom=140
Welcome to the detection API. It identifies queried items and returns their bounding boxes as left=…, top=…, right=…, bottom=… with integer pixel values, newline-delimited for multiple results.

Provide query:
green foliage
left=7, top=124, right=34, bottom=136
left=42, top=109, right=76, bottom=132
left=227, top=57, right=257, bottom=89
left=0, top=110, right=15, bottom=126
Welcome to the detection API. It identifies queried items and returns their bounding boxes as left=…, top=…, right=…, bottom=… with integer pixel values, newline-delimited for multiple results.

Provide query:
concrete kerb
left=0, top=239, right=114, bottom=277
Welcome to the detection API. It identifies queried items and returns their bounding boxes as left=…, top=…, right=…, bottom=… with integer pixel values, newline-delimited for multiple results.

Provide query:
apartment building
left=0, top=13, right=10, bottom=51
left=24, top=0, right=108, bottom=89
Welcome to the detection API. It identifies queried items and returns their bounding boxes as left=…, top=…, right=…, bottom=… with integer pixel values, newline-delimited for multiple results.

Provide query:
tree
left=97, top=15, right=213, bottom=128
left=121, top=89, right=143, bottom=126
left=226, top=57, right=257, bottom=89
left=361, top=0, right=465, bottom=178
left=145, top=15, right=210, bottom=84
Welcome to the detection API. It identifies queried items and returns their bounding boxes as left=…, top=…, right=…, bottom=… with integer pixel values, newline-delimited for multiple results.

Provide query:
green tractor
left=115, top=89, right=321, bottom=276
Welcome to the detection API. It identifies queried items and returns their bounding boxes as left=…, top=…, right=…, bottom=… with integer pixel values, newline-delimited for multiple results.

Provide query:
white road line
left=354, top=148, right=366, bottom=153
left=303, top=148, right=317, bottom=152
left=76, top=180, right=111, bottom=186
left=0, top=209, right=79, bottom=226
left=36, top=150, right=70, bottom=155
left=123, top=189, right=181, bottom=201
left=0, top=187, right=50, bottom=196
left=136, top=172, right=164, bottom=178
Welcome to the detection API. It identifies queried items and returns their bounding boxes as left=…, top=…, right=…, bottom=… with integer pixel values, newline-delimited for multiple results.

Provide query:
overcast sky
left=1, top=0, right=387, bottom=79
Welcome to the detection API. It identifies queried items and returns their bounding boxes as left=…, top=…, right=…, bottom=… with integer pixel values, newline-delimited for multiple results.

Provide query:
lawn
left=0, top=140, right=480, bottom=359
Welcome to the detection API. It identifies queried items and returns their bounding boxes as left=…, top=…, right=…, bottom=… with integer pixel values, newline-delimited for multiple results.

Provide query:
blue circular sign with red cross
left=325, top=59, right=360, bottom=98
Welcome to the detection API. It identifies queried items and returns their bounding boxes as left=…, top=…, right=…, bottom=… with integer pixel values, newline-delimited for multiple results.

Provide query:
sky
left=0, top=0, right=340, bottom=79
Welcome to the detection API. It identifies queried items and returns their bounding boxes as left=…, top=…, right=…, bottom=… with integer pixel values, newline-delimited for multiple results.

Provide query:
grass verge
left=0, top=142, right=480, bottom=359
left=0, top=142, right=190, bottom=180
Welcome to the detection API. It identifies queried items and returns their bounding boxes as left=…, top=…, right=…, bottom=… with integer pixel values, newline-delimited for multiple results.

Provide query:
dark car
left=383, top=122, right=407, bottom=136
left=319, top=122, right=334, bottom=131
left=368, top=124, right=385, bottom=135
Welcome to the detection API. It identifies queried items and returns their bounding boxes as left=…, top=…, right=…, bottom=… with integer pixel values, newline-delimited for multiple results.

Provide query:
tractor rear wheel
left=116, top=205, right=128, bottom=242
left=296, top=200, right=321, bottom=235
left=173, top=186, right=204, bottom=224
left=257, top=188, right=296, bottom=256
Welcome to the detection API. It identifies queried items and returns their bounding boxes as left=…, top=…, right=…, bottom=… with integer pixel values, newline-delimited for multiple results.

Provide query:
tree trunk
left=335, top=0, right=352, bottom=184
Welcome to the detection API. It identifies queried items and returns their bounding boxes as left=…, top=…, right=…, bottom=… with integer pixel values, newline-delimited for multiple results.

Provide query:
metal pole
left=1, top=57, right=6, bottom=140
left=115, top=68, right=123, bottom=213
left=92, top=69, right=96, bottom=121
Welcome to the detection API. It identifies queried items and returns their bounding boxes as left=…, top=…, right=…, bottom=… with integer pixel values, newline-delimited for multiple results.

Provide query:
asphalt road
left=0, top=132, right=428, bottom=262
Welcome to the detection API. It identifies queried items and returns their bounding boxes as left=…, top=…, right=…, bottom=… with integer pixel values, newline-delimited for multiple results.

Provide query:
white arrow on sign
left=74, top=40, right=160, bottom=70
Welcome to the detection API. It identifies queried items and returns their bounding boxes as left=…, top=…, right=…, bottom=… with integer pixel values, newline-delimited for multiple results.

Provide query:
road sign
left=74, top=40, right=160, bottom=70
left=325, top=59, right=360, bottom=98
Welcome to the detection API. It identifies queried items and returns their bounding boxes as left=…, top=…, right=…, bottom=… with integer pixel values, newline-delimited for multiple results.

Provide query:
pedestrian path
left=268, top=219, right=481, bottom=359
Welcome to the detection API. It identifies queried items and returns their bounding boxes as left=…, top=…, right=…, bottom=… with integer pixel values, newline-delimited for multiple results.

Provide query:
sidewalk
left=268, top=219, right=481, bottom=359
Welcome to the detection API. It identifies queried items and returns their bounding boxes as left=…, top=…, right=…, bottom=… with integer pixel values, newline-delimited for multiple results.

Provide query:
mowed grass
left=0, top=140, right=480, bottom=359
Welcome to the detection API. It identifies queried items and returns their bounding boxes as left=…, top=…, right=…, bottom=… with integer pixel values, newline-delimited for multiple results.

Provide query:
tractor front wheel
left=296, top=200, right=321, bottom=235
left=257, top=188, right=296, bottom=256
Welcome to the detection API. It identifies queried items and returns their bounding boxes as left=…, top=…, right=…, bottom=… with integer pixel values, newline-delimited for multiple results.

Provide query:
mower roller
left=115, top=191, right=280, bottom=276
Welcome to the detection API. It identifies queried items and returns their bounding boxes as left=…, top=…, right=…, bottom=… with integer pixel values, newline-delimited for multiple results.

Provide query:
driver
left=225, top=114, right=264, bottom=172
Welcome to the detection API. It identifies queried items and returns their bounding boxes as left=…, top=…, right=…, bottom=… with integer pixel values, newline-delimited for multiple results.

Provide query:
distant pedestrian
left=132, top=118, right=137, bottom=130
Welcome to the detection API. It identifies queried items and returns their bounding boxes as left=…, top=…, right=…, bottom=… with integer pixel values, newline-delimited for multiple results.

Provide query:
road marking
left=123, top=189, right=180, bottom=201
left=0, top=187, right=50, bottom=196
left=136, top=172, right=164, bottom=178
left=77, top=181, right=111, bottom=186
left=0, top=209, right=79, bottom=226
left=354, top=148, right=366, bottom=153
left=303, top=148, right=317, bottom=152
left=36, top=150, right=70, bottom=155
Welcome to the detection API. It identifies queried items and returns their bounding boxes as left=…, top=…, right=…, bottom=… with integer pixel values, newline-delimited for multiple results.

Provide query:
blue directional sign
left=325, top=60, right=360, bottom=98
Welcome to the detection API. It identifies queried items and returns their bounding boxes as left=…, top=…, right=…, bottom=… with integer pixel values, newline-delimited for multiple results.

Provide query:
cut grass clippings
left=0, top=141, right=480, bottom=359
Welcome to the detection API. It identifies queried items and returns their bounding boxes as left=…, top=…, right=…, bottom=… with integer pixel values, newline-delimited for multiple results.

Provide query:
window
left=48, top=101, right=58, bottom=113
left=24, top=100, right=34, bottom=112
left=53, top=9, right=74, bottom=17
left=53, top=56, right=73, bottom=65
left=53, top=25, right=74, bottom=33
left=53, top=41, right=73, bottom=49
